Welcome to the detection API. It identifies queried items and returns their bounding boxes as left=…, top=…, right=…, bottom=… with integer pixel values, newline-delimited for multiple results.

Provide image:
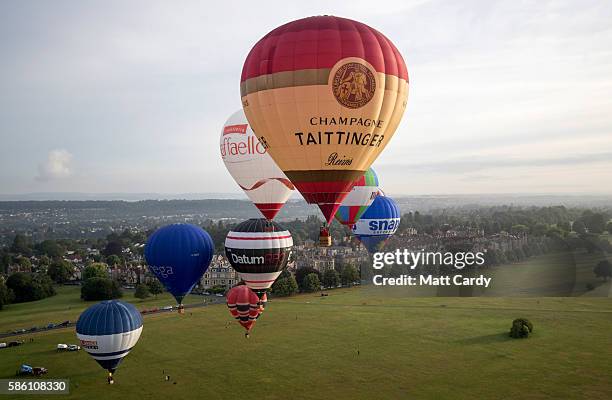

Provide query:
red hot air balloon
left=226, top=285, right=261, bottom=337
left=241, top=16, right=409, bottom=226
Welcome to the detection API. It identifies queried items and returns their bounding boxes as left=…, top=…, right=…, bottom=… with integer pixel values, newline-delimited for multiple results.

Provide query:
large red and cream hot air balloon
left=241, top=16, right=409, bottom=234
left=220, top=109, right=295, bottom=220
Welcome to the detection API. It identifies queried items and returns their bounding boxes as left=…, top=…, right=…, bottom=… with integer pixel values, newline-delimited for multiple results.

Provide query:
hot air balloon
left=241, top=16, right=409, bottom=244
left=334, top=168, right=379, bottom=228
left=226, top=284, right=261, bottom=338
left=220, top=109, right=295, bottom=220
left=76, top=300, right=143, bottom=384
left=353, top=195, right=400, bottom=253
left=145, top=224, right=214, bottom=313
left=225, top=218, right=292, bottom=296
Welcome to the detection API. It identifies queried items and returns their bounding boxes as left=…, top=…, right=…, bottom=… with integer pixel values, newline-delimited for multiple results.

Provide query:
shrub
left=134, top=284, right=150, bottom=299
left=509, top=318, right=533, bottom=338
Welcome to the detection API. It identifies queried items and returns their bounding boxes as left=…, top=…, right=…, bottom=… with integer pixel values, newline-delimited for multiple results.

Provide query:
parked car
left=0, top=343, right=7, bottom=349
left=13, top=329, right=26, bottom=334
left=47, top=323, right=55, bottom=329
left=28, top=326, right=38, bottom=332
left=67, top=344, right=80, bottom=351
left=8, top=341, right=24, bottom=347
left=56, top=344, right=68, bottom=351
left=215, top=293, right=224, bottom=297
left=58, top=320, right=70, bottom=327
left=162, top=306, right=173, bottom=311
left=17, top=365, right=47, bottom=376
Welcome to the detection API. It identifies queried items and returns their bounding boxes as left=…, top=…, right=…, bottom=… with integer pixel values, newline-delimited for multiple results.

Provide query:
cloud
left=36, top=149, right=73, bottom=181
left=381, top=152, right=612, bottom=174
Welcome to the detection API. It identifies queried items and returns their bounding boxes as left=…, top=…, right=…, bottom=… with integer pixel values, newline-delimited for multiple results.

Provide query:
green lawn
left=1, top=288, right=611, bottom=399
left=0, top=286, right=208, bottom=334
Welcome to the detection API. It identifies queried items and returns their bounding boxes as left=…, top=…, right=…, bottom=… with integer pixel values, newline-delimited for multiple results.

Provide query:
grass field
left=1, top=285, right=611, bottom=399
left=0, top=286, right=210, bottom=334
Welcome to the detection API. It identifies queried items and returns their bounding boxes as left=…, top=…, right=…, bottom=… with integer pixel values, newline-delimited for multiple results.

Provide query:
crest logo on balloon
left=332, top=62, right=376, bottom=109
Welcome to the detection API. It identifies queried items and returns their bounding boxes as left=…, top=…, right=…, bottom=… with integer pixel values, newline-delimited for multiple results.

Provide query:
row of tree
left=271, top=264, right=360, bottom=297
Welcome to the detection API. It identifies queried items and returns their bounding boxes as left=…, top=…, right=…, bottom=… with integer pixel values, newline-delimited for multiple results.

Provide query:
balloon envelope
left=226, top=285, right=261, bottom=332
left=334, top=168, right=379, bottom=227
left=145, top=224, right=214, bottom=304
left=220, top=109, right=294, bottom=220
left=241, top=15, right=408, bottom=223
left=76, top=300, right=143, bottom=373
left=225, top=218, right=292, bottom=291
left=353, top=195, right=400, bottom=253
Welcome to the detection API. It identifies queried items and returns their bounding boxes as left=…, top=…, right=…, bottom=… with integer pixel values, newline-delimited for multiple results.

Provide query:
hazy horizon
left=1, top=1, right=611, bottom=195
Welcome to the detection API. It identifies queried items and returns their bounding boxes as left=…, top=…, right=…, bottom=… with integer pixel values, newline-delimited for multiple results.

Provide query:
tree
left=572, top=220, right=586, bottom=234
left=607, top=221, right=612, bottom=234
left=302, top=273, right=321, bottom=293
left=0, top=279, right=14, bottom=310
left=341, top=264, right=359, bottom=286
left=509, top=318, right=533, bottom=339
left=103, top=241, right=123, bottom=257
left=322, top=268, right=340, bottom=288
left=0, top=252, right=11, bottom=274
left=47, top=260, right=73, bottom=284
left=39, top=255, right=51, bottom=267
left=531, top=223, right=548, bottom=236
left=271, top=275, right=299, bottom=297
left=147, top=279, right=164, bottom=297
left=134, top=284, right=150, bottom=299
left=6, top=272, right=55, bottom=303
left=594, top=260, right=612, bottom=281
left=81, top=278, right=122, bottom=301
left=82, top=263, right=108, bottom=281
left=582, top=212, right=607, bottom=234
left=10, top=234, right=32, bottom=256
left=106, top=255, right=122, bottom=266
left=511, top=224, right=529, bottom=235
left=295, top=267, right=320, bottom=291
left=36, top=240, right=64, bottom=258
left=18, top=257, right=32, bottom=271
left=557, top=221, right=571, bottom=232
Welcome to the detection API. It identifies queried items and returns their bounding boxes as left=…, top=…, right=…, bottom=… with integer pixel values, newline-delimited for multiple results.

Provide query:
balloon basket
left=318, top=234, right=332, bottom=247
left=319, top=225, right=331, bottom=247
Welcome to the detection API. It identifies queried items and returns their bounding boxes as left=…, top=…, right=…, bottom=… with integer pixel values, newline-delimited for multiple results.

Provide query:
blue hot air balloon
left=145, top=224, right=214, bottom=312
left=352, top=195, right=401, bottom=253
left=76, top=300, right=143, bottom=384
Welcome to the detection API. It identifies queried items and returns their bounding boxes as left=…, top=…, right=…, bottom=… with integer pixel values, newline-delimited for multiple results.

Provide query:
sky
left=0, top=0, right=611, bottom=197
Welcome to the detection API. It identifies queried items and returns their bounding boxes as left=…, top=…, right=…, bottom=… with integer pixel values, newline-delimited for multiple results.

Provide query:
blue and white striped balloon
left=76, top=300, right=143, bottom=382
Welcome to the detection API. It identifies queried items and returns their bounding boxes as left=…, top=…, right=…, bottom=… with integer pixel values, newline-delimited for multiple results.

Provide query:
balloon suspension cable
left=178, top=304, right=185, bottom=314
left=255, top=289, right=267, bottom=300
left=245, top=331, right=250, bottom=339
left=108, top=371, right=114, bottom=385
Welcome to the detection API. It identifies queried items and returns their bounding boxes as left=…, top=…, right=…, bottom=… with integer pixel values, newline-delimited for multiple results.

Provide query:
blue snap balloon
left=145, top=224, right=214, bottom=312
left=76, top=300, right=143, bottom=384
left=353, top=195, right=401, bottom=253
